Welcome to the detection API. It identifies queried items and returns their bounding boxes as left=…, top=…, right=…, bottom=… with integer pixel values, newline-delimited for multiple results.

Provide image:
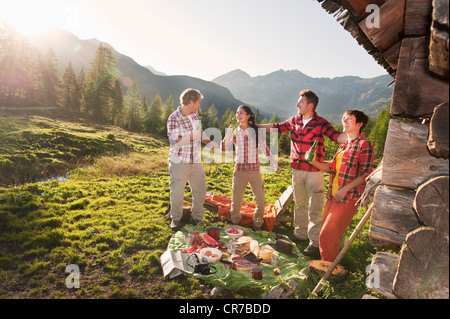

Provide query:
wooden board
left=382, top=119, right=449, bottom=189
left=404, top=0, right=433, bottom=36
left=428, top=102, right=449, bottom=158
left=429, top=24, right=449, bottom=79
left=340, top=0, right=386, bottom=21
left=391, top=37, right=449, bottom=118
left=369, top=185, right=422, bottom=248
left=413, top=175, right=449, bottom=234
left=274, top=185, right=294, bottom=219
left=358, top=0, right=405, bottom=52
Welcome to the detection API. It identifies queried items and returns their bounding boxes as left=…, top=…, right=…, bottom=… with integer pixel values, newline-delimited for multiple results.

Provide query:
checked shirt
left=167, top=106, right=201, bottom=164
left=274, top=112, right=341, bottom=172
left=222, top=126, right=277, bottom=171
left=326, top=134, right=374, bottom=202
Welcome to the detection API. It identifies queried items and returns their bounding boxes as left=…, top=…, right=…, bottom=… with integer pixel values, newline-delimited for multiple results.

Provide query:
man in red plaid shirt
left=167, top=88, right=218, bottom=231
left=259, top=90, right=347, bottom=258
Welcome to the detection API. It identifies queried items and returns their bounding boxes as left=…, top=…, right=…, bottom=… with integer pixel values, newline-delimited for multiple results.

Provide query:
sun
left=0, top=0, right=71, bottom=37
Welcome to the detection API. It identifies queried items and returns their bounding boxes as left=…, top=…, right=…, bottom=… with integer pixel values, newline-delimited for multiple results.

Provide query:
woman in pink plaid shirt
left=221, top=105, right=280, bottom=231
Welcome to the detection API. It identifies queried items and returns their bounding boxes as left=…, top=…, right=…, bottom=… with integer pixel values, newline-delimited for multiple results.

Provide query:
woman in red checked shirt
left=309, top=110, right=374, bottom=262
left=221, top=105, right=281, bottom=231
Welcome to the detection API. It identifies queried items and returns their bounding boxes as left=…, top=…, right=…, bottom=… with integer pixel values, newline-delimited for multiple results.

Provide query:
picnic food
left=181, top=232, right=226, bottom=253
left=202, top=233, right=219, bottom=247
left=231, top=254, right=260, bottom=271
left=235, top=236, right=252, bottom=250
left=224, top=227, right=244, bottom=239
left=200, top=247, right=222, bottom=263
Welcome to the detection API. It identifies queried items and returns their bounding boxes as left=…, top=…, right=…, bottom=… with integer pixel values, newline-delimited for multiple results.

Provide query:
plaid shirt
left=274, top=112, right=341, bottom=172
left=326, top=134, right=374, bottom=202
left=167, top=106, right=201, bottom=164
left=221, top=127, right=277, bottom=171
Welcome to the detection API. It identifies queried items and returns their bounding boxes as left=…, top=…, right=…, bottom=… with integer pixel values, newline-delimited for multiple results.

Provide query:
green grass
left=0, top=110, right=381, bottom=299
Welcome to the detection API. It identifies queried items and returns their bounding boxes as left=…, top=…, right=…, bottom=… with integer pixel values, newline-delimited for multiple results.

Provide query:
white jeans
left=169, top=162, right=206, bottom=222
left=292, top=169, right=325, bottom=247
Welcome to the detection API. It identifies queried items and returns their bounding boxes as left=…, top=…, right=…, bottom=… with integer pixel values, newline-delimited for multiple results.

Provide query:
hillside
left=213, top=69, right=394, bottom=122
left=32, top=29, right=251, bottom=119
left=32, top=29, right=392, bottom=122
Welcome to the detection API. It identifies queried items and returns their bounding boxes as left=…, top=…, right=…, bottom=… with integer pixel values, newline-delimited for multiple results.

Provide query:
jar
left=207, top=227, right=220, bottom=240
left=252, top=267, right=263, bottom=280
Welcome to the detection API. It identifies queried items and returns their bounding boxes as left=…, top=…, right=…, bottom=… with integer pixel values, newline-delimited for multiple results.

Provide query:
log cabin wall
left=316, top=0, right=449, bottom=299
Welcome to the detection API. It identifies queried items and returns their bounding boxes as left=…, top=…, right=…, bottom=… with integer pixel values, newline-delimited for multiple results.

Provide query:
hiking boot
left=170, top=220, right=181, bottom=232
left=190, top=216, right=203, bottom=227
left=302, top=244, right=320, bottom=259
left=289, top=234, right=308, bottom=244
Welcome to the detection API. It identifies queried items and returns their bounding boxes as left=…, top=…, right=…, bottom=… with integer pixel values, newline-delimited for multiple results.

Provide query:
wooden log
left=429, top=24, right=450, bottom=79
left=340, top=0, right=386, bottom=22
left=393, top=226, right=449, bottom=299
left=368, top=252, right=399, bottom=299
left=382, top=119, right=449, bottom=189
left=369, top=225, right=410, bottom=249
left=369, top=185, right=422, bottom=248
left=428, top=102, right=449, bottom=158
left=391, top=37, right=449, bottom=118
left=382, top=40, right=401, bottom=70
left=405, top=0, right=433, bottom=36
left=358, top=0, right=405, bottom=52
left=413, top=175, right=449, bottom=234
left=307, top=260, right=346, bottom=285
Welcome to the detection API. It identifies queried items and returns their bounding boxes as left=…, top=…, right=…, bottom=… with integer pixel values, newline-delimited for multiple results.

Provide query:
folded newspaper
left=161, top=249, right=195, bottom=278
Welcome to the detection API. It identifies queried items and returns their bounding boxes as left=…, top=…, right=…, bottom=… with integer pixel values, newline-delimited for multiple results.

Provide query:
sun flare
left=0, top=0, right=78, bottom=36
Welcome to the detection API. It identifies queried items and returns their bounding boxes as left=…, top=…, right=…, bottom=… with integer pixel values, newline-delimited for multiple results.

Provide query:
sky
left=0, top=0, right=388, bottom=81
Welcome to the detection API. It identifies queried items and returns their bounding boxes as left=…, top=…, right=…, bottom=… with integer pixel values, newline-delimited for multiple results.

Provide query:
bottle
left=231, top=117, right=238, bottom=137
left=305, top=140, right=318, bottom=162
left=196, top=116, right=202, bottom=131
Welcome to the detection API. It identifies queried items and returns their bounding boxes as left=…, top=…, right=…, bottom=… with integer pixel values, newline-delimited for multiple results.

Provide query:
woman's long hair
left=238, top=105, right=259, bottom=148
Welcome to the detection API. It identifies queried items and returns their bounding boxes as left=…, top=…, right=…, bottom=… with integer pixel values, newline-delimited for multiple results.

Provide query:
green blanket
left=167, top=225, right=309, bottom=291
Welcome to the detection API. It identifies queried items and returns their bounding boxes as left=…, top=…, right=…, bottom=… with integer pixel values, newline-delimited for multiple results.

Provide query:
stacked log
left=316, top=0, right=449, bottom=299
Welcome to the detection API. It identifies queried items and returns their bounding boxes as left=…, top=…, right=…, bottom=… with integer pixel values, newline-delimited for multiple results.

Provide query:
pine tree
left=207, top=103, right=219, bottom=129
left=123, top=82, right=143, bottom=131
left=368, top=104, right=392, bottom=161
left=82, top=44, right=117, bottom=121
left=161, top=95, right=174, bottom=136
left=109, top=78, right=123, bottom=126
left=220, top=107, right=234, bottom=133
left=145, top=94, right=163, bottom=135
left=39, top=49, right=61, bottom=107
left=61, top=62, right=81, bottom=111
left=0, top=27, right=33, bottom=103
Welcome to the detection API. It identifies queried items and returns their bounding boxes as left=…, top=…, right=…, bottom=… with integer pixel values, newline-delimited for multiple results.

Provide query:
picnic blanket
left=166, top=224, right=309, bottom=292
left=205, top=194, right=278, bottom=231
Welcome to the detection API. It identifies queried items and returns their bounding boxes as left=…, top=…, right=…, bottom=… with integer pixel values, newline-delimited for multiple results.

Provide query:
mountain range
left=213, top=69, right=394, bottom=122
left=33, top=29, right=394, bottom=123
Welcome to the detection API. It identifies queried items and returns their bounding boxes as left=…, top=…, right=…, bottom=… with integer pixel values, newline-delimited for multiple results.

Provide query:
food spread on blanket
left=179, top=226, right=280, bottom=275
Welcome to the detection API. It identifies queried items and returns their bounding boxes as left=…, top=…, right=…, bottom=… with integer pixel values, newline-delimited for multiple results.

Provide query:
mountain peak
left=212, top=69, right=251, bottom=82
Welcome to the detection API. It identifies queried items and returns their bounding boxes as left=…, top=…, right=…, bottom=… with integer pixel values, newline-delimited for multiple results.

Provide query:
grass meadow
left=0, top=110, right=379, bottom=299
